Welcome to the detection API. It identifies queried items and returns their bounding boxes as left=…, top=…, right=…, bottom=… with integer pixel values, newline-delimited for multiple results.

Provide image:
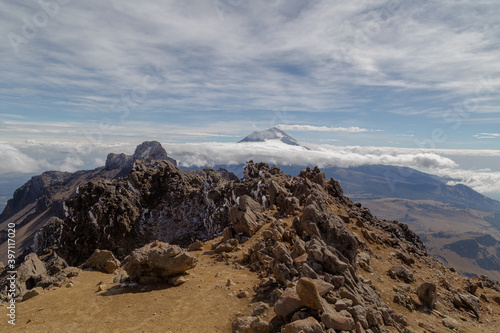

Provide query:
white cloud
left=163, top=141, right=500, bottom=200
left=1, top=0, right=500, bottom=119
left=164, top=141, right=458, bottom=169
left=2, top=139, right=499, bottom=200
left=473, top=133, right=500, bottom=139
left=0, top=143, right=51, bottom=174
left=276, top=124, right=380, bottom=132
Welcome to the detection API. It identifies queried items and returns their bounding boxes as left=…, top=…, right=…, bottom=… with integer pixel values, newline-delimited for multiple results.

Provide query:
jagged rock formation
left=0, top=141, right=178, bottom=258
left=104, top=140, right=177, bottom=171
left=57, top=160, right=234, bottom=265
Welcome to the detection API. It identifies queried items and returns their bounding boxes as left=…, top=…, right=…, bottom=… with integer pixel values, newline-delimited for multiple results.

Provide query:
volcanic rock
left=81, top=249, right=120, bottom=274
left=15, top=253, right=47, bottom=295
left=388, top=265, right=414, bottom=283
left=230, top=195, right=265, bottom=236
left=321, top=313, right=356, bottom=331
left=123, top=241, right=197, bottom=281
left=232, top=316, right=270, bottom=333
left=281, top=316, right=323, bottom=333
left=416, top=282, right=437, bottom=309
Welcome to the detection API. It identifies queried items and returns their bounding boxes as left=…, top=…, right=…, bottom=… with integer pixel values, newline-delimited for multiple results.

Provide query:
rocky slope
left=2, top=152, right=500, bottom=332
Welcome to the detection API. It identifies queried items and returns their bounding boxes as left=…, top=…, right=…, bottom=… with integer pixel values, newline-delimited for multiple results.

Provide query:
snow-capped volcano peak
left=238, top=127, right=301, bottom=146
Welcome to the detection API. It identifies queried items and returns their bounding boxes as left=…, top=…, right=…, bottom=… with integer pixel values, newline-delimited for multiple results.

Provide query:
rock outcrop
left=0, top=141, right=179, bottom=259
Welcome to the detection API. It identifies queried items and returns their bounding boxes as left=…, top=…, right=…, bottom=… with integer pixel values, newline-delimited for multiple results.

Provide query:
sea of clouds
left=1, top=140, right=499, bottom=201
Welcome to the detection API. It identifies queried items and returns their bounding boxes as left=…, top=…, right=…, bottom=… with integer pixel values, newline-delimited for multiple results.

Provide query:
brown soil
left=0, top=239, right=265, bottom=333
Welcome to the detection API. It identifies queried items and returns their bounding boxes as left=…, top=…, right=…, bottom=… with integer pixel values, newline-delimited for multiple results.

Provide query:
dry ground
left=0, top=239, right=265, bottom=333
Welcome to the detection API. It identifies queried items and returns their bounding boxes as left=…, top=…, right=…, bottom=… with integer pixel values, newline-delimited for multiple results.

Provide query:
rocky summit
left=1, top=143, right=500, bottom=332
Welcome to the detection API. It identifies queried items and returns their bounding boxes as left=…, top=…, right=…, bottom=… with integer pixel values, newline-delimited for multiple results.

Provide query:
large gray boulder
left=230, top=195, right=265, bottom=236
left=123, top=241, right=197, bottom=281
left=16, top=253, right=47, bottom=295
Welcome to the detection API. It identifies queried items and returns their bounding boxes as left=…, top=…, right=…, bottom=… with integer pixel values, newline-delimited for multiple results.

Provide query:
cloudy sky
left=1, top=1, right=500, bottom=200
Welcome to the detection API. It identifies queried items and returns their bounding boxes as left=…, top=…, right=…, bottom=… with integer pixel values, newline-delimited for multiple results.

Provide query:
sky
left=1, top=0, right=500, bottom=201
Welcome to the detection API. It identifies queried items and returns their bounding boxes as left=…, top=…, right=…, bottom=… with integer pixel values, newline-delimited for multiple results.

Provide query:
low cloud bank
left=165, top=141, right=500, bottom=200
left=1, top=140, right=499, bottom=201
left=164, top=141, right=458, bottom=169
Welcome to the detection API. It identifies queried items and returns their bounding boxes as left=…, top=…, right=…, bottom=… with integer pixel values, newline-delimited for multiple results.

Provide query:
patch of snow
left=89, top=210, right=98, bottom=227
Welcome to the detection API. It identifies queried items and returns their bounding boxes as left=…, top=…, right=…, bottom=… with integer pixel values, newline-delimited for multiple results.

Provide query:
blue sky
left=1, top=0, right=500, bottom=199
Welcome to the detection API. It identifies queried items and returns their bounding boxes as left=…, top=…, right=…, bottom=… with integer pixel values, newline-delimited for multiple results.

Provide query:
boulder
left=16, top=253, right=47, bottom=295
left=230, top=195, right=265, bottom=236
left=301, top=201, right=358, bottom=265
left=442, top=317, right=459, bottom=330
left=81, top=249, right=121, bottom=274
left=416, top=282, right=437, bottom=309
left=453, top=293, right=480, bottom=318
left=387, top=265, right=414, bottom=283
left=187, top=240, right=203, bottom=251
left=396, top=251, right=415, bottom=266
left=296, top=277, right=324, bottom=311
left=321, top=313, right=355, bottom=331
left=232, top=316, right=270, bottom=333
left=282, top=317, right=323, bottom=333
left=123, top=241, right=197, bottom=281
left=21, top=287, right=43, bottom=302
left=274, top=287, right=304, bottom=318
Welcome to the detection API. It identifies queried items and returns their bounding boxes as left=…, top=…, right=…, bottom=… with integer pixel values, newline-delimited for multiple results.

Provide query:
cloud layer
left=1, top=139, right=499, bottom=201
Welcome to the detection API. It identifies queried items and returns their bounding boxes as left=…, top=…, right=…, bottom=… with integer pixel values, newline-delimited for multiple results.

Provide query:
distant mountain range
left=1, top=128, right=500, bottom=280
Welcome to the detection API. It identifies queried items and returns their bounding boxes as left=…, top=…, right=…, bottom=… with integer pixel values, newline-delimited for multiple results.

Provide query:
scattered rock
left=418, top=321, right=439, bottom=333
left=282, top=316, right=323, bottom=333
left=274, top=287, right=304, bottom=318
left=22, top=287, right=43, bottom=301
left=387, top=265, right=414, bottom=283
left=237, top=290, right=249, bottom=298
left=232, top=316, right=270, bottom=333
left=321, top=313, right=355, bottom=331
left=81, top=249, right=121, bottom=274
left=113, top=271, right=129, bottom=283
left=442, top=317, right=459, bottom=330
left=168, top=275, right=189, bottom=286
left=187, top=239, right=203, bottom=251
